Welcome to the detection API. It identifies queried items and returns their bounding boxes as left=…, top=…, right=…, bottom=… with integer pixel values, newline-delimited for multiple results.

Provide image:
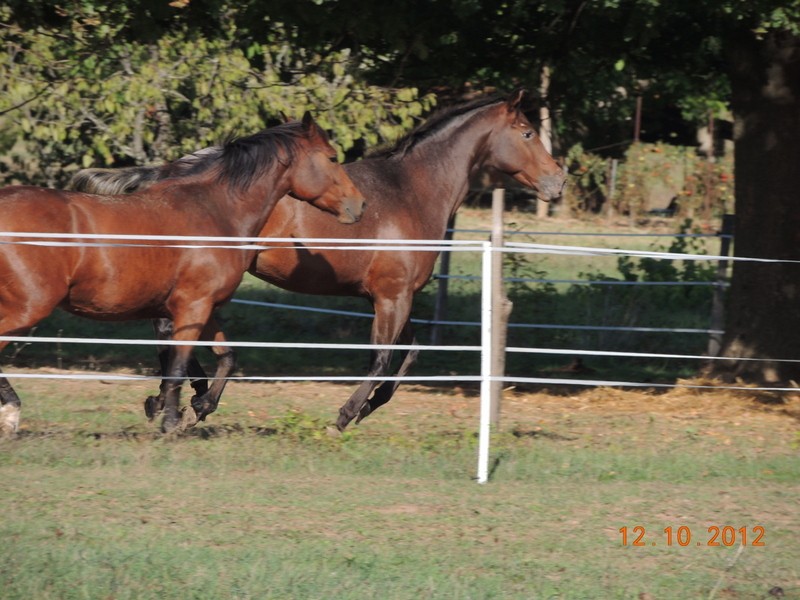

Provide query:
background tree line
left=2, top=0, right=800, bottom=384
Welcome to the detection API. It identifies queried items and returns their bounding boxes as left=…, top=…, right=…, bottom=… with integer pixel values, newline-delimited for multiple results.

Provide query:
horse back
left=0, top=185, right=248, bottom=319
left=252, top=160, right=441, bottom=297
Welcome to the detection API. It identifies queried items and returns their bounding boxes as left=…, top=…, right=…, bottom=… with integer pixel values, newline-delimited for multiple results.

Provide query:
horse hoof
left=355, top=403, right=373, bottom=424
left=335, top=414, right=351, bottom=432
left=160, top=414, right=180, bottom=434
left=144, top=396, right=163, bottom=421
left=0, top=404, right=20, bottom=436
left=180, top=406, right=198, bottom=429
left=190, top=395, right=212, bottom=422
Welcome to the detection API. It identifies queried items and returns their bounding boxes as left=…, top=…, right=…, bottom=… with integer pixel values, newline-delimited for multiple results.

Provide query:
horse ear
left=279, top=111, right=291, bottom=123
left=506, top=88, right=527, bottom=113
left=301, top=111, right=317, bottom=132
left=300, top=111, right=331, bottom=142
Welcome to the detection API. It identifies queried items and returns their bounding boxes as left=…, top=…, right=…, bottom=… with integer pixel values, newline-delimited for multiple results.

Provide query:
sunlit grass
left=1, top=378, right=797, bottom=599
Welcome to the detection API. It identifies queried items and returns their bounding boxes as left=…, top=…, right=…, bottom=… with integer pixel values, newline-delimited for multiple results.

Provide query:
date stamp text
left=619, top=525, right=765, bottom=547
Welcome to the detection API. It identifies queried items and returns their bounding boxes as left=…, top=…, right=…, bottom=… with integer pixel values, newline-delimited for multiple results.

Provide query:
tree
left=557, top=2, right=800, bottom=383
left=717, top=25, right=800, bottom=383
left=0, top=3, right=435, bottom=187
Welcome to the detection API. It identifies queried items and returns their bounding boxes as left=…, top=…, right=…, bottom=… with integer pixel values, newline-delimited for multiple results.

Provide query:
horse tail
left=67, top=166, right=161, bottom=195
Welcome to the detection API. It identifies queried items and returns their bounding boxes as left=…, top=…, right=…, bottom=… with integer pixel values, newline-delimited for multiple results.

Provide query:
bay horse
left=0, top=113, right=365, bottom=435
left=70, top=89, right=565, bottom=430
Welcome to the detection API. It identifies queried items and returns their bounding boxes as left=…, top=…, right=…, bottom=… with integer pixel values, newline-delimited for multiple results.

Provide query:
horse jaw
left=511, top=170, right=566, bottom=202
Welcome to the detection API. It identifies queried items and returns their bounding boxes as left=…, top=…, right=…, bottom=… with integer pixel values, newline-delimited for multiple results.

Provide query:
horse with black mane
left=0, top=113, right=365, bottom=434
left=70, top=89, right=565, bottom=430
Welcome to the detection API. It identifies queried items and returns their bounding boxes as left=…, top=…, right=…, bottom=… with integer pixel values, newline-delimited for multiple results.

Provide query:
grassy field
left=7, top=208, right=786, bottom=599
left=1, top=374, right=798, bottom=599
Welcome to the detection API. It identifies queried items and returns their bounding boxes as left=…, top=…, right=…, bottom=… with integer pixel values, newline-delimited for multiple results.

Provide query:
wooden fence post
left=490, top=189, right=513, bottom=426
left=537, top=65, right=552, bottom=219
left=708, top=214, right=734, bottom=356
left=430, top=215, right=455, bottom=346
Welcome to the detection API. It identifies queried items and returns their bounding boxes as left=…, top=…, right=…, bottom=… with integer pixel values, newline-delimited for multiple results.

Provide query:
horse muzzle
left=337, top=197, right=367, bottom=224
left=534, top=170, right=568, bottom=202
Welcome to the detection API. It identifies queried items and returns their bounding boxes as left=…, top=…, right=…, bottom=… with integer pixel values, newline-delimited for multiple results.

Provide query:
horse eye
left=522, top=130, right=534, bottom=140
left=328, top=156, right=338, bottom=163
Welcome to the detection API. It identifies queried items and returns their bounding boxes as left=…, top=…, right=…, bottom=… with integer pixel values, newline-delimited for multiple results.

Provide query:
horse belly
left=64, top=246, right=177, bottom=319
left=64, top=281, right=170, bottom=320
left=254, top=246, right=368, bottom=296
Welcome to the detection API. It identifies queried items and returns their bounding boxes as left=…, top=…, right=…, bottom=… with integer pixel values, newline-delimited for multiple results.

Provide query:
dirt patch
left=390, top=378, right=800, bottom=426
left=9, top=369, right=800, bottom=440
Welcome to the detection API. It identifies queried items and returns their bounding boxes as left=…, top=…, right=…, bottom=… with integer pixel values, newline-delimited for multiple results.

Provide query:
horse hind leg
left=189, top=316, right=236, bottom=422
left=0, top=371, right=22, bottom=436
left=0, top=313, right=56, bottom=435
left=357, top=319, right=418, bottom=424
left=336, top=296, right=410, bottom=431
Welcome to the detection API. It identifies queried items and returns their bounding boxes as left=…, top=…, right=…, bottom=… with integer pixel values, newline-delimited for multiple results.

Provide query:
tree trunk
left=711, top=29, right=800, bottom=384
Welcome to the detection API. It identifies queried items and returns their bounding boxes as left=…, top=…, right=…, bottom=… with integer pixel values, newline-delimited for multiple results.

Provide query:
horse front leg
left=159, top=303, right=212, bottom=433
left=144, top=317, right=210, bottom=421
left=336, top=295, right=410, bottom=431
left=189, top=316, right=236, bottom=422
left=357, top=318, right=419, bottom=424
left=0, top=318, right=51, bottom=435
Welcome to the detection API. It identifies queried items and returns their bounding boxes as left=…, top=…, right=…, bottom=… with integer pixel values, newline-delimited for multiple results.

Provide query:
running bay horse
left=0, top=113, right=365, bottom=435
left=70, top=89, right=565, bottom=430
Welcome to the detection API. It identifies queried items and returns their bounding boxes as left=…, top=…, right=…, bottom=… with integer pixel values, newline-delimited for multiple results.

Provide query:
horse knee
left=369, top=350, right=391, bottom=375
left=219, top=350, right=236, bottom=372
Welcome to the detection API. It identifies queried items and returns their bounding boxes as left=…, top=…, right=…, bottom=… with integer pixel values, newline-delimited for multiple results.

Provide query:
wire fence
left=2, top=228, right=798, bottom=387
left=3, top=228, right=800, bottom=482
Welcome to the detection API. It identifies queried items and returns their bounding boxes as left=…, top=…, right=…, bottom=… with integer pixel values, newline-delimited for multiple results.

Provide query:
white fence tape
left=1, top=233, right=796, bottom=384
left=2, top=230, right=797, bottom=264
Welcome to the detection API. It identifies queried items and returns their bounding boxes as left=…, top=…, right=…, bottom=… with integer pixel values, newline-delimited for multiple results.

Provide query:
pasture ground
left=2, top=372, right=798, bottom=599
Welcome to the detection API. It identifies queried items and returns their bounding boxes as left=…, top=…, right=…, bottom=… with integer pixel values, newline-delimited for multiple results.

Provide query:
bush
left=563, top=142, right=733, bottom=220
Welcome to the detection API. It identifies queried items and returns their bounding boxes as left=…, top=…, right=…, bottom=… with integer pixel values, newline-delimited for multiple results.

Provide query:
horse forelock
left=367, top=94, right=505, bottom=159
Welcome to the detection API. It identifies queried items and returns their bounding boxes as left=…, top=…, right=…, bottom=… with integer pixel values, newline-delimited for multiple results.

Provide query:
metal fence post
left=477, top=240, right=493, bottom=484
left=430, top=215, right=455, bottom=345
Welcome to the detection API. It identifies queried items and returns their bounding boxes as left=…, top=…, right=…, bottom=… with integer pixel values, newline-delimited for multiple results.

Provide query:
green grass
left=1, top=377, right=798, bottom=599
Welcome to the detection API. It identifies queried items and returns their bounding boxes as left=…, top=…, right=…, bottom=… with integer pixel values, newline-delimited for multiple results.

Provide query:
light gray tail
left=68, top=166, right=161, bottom=195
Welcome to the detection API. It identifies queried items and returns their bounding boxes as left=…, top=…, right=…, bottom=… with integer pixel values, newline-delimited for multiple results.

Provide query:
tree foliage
left=0, top=3, right=435, bottom=187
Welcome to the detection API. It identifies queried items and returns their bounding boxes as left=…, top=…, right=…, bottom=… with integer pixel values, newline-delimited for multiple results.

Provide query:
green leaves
left=0, top=17, right=435, bottom=187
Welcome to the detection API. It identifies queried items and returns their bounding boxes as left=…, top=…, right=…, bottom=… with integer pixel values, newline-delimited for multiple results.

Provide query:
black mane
left=164, top=121, right=307, bottom=191
left=368, top=94, right=505, bottom=159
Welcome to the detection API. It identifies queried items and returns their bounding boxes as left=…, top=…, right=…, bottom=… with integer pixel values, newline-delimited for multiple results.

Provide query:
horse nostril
left=340, top=204, right=361, bottom=224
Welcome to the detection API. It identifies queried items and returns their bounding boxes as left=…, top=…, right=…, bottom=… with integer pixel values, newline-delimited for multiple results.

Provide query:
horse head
left=484, top=89, right=566, bottom=202
left=287, top=112, right=366, bottom=224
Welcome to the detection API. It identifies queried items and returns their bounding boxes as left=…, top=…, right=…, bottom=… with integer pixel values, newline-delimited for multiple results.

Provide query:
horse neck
left=395, top=109, right=498, bottom=232
left=210, top=164, right=291, bottom=237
